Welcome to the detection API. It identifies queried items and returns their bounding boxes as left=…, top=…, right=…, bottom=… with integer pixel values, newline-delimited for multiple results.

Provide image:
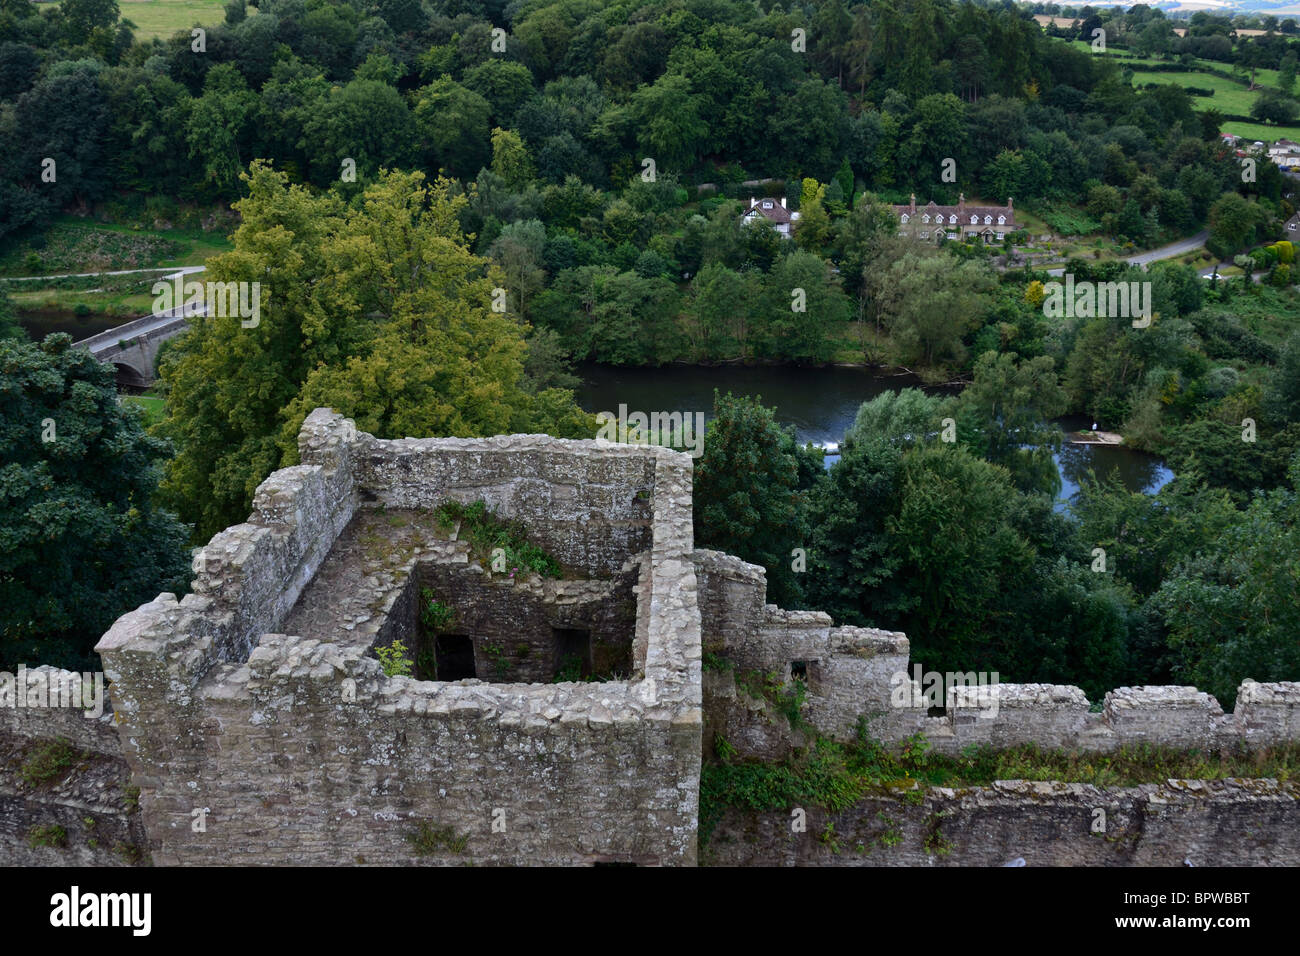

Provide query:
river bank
left=574, top=362, right=1173, bottom=504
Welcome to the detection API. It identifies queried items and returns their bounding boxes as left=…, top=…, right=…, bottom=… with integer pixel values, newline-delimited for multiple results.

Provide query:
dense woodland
left=1, top=0, right=1298, bottom=708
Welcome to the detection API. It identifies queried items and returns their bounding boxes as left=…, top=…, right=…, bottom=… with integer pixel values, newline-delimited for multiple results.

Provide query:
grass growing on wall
left=17, top=737, right=78, bottom=788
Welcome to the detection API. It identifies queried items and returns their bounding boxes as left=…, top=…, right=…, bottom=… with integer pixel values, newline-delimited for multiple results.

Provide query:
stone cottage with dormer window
left=894, top=193, right=1015, bottom=243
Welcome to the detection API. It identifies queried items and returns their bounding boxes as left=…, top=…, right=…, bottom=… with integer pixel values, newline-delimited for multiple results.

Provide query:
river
left=18, top=308, right=125, bottom=340
left=574, top=363, right=1173, bottom=507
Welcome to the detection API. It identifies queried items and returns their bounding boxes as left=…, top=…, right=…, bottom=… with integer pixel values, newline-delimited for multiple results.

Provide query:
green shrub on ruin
left=435, top=499, right=563, bottom=579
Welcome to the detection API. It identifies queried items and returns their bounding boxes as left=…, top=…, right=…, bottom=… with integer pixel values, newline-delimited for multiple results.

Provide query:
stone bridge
left=72, top=306, right=201, bottom=388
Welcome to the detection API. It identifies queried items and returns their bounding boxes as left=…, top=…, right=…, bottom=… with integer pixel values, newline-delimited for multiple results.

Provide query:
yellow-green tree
left=794, top=177, right=831, bottom=250
left=158, top=161, right=592, bottom=542
left=490, top=127, right=534, bottom=190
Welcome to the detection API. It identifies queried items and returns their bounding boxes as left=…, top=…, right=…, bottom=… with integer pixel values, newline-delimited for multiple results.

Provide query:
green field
left=1128, top=70, right=1300, bottom=141
left=1067, top=41, right=1157, bottom=63
left=120, top=0, right=238, bottom=41
left=1220, top=119, right=1300, bottom=142
left=7, top=282, right=158, bottom=317
left=1129, top=70, right=1261, bottom=114
left=0, top=217, right=231, bottom=277
left=1064, top=41, right=1283, bottom=84
left=47, top=0, right=239, bottom=42
left=1, top=217, right=232, bottom=320
left=1058, top=40, right=1300, bottom=143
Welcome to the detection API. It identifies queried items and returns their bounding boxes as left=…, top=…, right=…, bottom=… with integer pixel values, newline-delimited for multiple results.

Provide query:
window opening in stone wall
left=436, top=633, right=476, bottom=681
left=791, top=659, right=821, bottom=690
left=553, top=627, right=592, bottom=681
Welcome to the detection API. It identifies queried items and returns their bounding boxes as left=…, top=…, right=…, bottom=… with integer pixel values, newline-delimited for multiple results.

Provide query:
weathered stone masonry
left=7, top=409, right=1296, bottom=867
left=694, top=548, right=1300, bottom=758
left=706, top=778, right=1300, bottom=867
left=693, top=550, right=1300, bottom=866
left=1, top=667, right=146, bottom=866
left=93, top=409, right=702, bottom=866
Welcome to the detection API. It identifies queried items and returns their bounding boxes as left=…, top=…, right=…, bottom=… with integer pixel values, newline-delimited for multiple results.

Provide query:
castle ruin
left=4, top=409, right=1299, bottom=866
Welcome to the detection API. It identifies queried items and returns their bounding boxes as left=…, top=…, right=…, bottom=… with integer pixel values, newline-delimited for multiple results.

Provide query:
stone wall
left=352, top=430, right=657, bottom=579
left=415, top=559, right=641, bottom=684
left=47, top=410, right=1298, bottom=868
left=1, top=666, right=119, bottom=757
left=94, top=410, right=702, bottom=866
left=706, top=778, right=1300, bottom=866
left=695, top=550, right=1300, bottom=756
left=0, top=666, right=147, bottom=866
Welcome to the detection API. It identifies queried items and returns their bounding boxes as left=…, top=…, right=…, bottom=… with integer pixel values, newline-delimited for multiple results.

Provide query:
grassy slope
left=0, top=217, right=232, bottom=276
left=1130, top=69, right=1260, bottom=113
left=1, top=218, right=233, bottom=317
left=46, top=0, right=240, bottom=42
left=120, top=0, right=231, bottom=41
left=1062, top=40, right=1300, bottom=141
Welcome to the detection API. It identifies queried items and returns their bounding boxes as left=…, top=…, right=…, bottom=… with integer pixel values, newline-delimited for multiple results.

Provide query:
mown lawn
left=121, top=394, right=167, bottom=428
left=119, top=0, right=239, bottom=41
left=44, top=0, right=240, bottom=42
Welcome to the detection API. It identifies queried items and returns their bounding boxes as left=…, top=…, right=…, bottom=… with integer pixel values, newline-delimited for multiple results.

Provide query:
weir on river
left=574, top=363, right=1174, bottom=507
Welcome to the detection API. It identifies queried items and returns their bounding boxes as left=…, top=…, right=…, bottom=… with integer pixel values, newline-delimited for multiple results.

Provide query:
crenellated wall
left=93, top=410, right=702, bottom=866
left=1, top=666, right=119, bottom=757
left=694, top=549, right=1300, bottom=757
left=7, top=410, right=1294, bottom=868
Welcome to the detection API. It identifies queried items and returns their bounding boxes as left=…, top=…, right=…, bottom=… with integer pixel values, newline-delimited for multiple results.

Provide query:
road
left=73, top=303, right=206, bottom=350
left=1, top=265, right=205, bottom=282
left=1125, top=230, right=1209, bottom=266
left=1041, top=231, right=1210, bottom=277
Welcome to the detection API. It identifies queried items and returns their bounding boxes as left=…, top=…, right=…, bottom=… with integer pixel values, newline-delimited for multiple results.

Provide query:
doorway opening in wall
left=436, top=633, right=476, bottom=681
left=553, top=627, right=592, bottom=681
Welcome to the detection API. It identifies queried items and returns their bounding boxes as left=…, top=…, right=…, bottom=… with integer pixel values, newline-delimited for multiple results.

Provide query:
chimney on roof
left=780, top=197, right=786, bottom=208
left=909, top=193, right=916, bottom=214
left=751, top=197, right=758, bottom=208
left=958, top=192, right=965, bottom=212
left=1008, top=196, right=1013, bottom=211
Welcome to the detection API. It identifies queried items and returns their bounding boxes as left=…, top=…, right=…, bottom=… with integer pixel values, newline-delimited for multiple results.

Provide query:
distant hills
left=1035, top=2, right=1300, bottom=17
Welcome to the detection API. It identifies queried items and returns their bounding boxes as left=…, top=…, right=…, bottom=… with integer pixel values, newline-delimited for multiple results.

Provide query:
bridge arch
left=112, top=361, right=150, bottom=391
